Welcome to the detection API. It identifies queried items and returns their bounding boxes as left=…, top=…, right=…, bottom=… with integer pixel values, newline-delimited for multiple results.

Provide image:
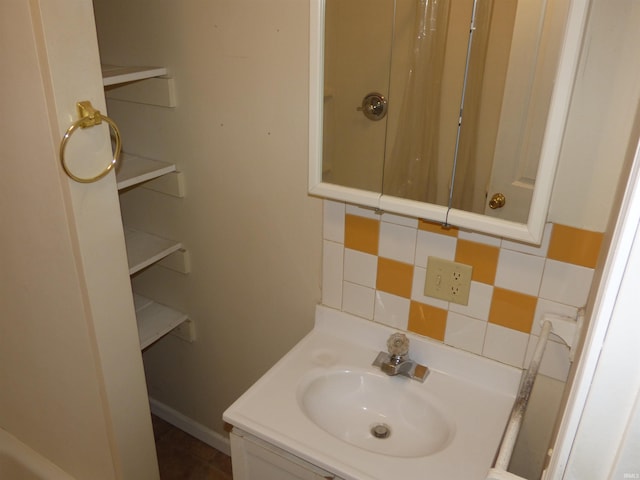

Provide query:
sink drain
left=371, top=423, right=391, bottom=439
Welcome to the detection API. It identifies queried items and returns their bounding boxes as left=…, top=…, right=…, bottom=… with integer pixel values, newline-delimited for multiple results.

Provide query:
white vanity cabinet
left=230, top=429, right=345, bottom=480
left=102, top=65, right=190, bottom=350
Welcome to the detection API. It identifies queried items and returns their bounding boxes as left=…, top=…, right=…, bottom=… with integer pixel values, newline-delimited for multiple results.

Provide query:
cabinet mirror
left=309, top=0, right=589, bottom=243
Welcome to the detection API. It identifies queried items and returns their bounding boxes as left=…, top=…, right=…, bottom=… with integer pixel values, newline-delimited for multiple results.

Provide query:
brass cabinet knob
left=489, top=193, right=506, bottom=209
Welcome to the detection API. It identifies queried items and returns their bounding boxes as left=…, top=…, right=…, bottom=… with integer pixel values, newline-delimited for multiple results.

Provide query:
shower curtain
left=382, top=0, right=451, bottom=203
left=450, top=0, right=495, bottom=213
left=383, top=0, right=497, bottom=211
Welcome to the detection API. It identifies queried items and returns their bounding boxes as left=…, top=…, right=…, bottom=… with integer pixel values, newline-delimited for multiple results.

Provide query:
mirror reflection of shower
left=322, top=0, right=394, bottom=192
left=322, top=0, right=570, bottom=223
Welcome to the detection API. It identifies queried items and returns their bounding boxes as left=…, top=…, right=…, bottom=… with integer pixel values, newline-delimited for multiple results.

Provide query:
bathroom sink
left=298, top=369, right=454, bottom=457
left=224, top=305, right=521, bottom=480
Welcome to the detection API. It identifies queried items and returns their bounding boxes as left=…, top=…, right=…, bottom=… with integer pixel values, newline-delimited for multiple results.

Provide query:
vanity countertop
left=223, top=305, right=521, bottom=480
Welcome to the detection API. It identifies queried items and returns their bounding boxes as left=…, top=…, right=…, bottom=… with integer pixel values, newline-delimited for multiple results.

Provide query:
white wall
left=549, top=0, right=640, bottom=232
left=547, top=108, right=640, bottom=479
left=518, top=2, right=640, bottom=476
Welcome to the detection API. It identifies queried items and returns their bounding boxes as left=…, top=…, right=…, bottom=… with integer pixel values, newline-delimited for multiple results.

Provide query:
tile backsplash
left=321, top=200, right=604, bottom=382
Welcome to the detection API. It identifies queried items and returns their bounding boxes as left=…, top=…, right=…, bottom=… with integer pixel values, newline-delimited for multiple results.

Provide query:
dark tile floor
left=152, top=415, right=233, bottom=480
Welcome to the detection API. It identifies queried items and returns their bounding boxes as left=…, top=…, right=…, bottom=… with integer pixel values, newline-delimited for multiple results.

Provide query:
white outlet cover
left=424, top=257, right=473, bottom=305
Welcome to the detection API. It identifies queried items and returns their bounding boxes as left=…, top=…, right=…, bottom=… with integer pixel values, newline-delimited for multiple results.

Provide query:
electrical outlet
left=424, top=257, right=473, bottom=305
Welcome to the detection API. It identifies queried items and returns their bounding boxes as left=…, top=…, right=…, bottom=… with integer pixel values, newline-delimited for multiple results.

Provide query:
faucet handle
left=387, top=333, right=410, bottom=357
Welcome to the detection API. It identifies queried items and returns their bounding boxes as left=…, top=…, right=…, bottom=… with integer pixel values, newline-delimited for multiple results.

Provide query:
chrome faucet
left=373, top=333, right=430, bottom=382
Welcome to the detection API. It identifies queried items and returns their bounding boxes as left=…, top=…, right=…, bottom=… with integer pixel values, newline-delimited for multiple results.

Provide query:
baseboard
left=149, top=397, right=231, bottom=456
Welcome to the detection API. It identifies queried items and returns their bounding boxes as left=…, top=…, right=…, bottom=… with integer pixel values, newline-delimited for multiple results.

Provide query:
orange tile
left=418, top=219, right=459, bottom=237
left=455, top=239, right=499, bottom=285
left=376, top=257, right=414, bottom=298
left=547, top=224, right=604, bottom=268
left=344, top=214, right=379, bottom=255
left=408, top=301, right=448, bottom=341
left=488, top=287, right=537, bottom=333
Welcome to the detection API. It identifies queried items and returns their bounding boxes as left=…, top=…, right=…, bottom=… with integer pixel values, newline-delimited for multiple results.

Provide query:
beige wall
left=3, top=0, right=634, bottom=477
left=89, top=0, right=638, bottom=456
left=92, top=0, right=322, bottom=438
left=1, top=1, right=157, bottom=478
left=0, top=6, right=114, bottom=474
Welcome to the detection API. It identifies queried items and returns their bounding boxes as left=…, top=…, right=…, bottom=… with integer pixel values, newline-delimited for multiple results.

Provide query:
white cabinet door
left=484, top=0, right=569, bottom=223
left=230, top=430, right=342, bottom=480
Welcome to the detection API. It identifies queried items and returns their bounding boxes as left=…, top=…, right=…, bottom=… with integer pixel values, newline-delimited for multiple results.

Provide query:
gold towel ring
left=60, top=101, right=122, bottom=183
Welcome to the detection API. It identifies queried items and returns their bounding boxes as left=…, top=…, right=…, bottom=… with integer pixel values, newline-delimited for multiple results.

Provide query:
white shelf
left=116, top=153, right=176, bottom=190
left=101, top=64, right=168, bottom=87
left=124, top=228, right=182, bottom=275
left=105, top=63, right=189, bottom=350
left=133, top=294, right=188, bottom=349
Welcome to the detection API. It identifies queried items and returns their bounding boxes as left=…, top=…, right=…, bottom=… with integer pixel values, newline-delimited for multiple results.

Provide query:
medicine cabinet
left=309, top=0, right=590, bottom=244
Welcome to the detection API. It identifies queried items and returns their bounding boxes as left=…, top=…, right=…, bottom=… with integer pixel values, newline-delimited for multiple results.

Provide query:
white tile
left=483, top=324, right=529, bottom=368
left=501, top=222, right=552, bottom=257
left=525, top=334, right=571, bottom=381
left=458, top=229, right=502, bottom=247
left=380, top=212, right=419, bottom=228
left=411, top=266, right=450, bottom=310
left=343, top=248, right=377, bottom=288
left=532, top=299, right=579, bottom=339
left=414, top=230, right=457, bottom=267
left=378, top=221, right=417, bottom=264
left=321, top=240, right=343, bottom=309
left=373, top=291, right=410, bottom=330
left=323, top=200, right=345, bottom=243
left=445, top=312, right=487, bottom=355
left=449, top=281, right=493, bottom=321
left=346, top=204, right=380, bottom=220
left=495, top=249, right=545, bottom=296
left=342, top=282, right=375, bottom=319
left=539, top=259, right=595, bottom=307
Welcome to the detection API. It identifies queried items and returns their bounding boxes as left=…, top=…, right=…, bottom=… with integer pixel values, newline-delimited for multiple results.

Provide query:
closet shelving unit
left=102, top=64, right=189, bottom=350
